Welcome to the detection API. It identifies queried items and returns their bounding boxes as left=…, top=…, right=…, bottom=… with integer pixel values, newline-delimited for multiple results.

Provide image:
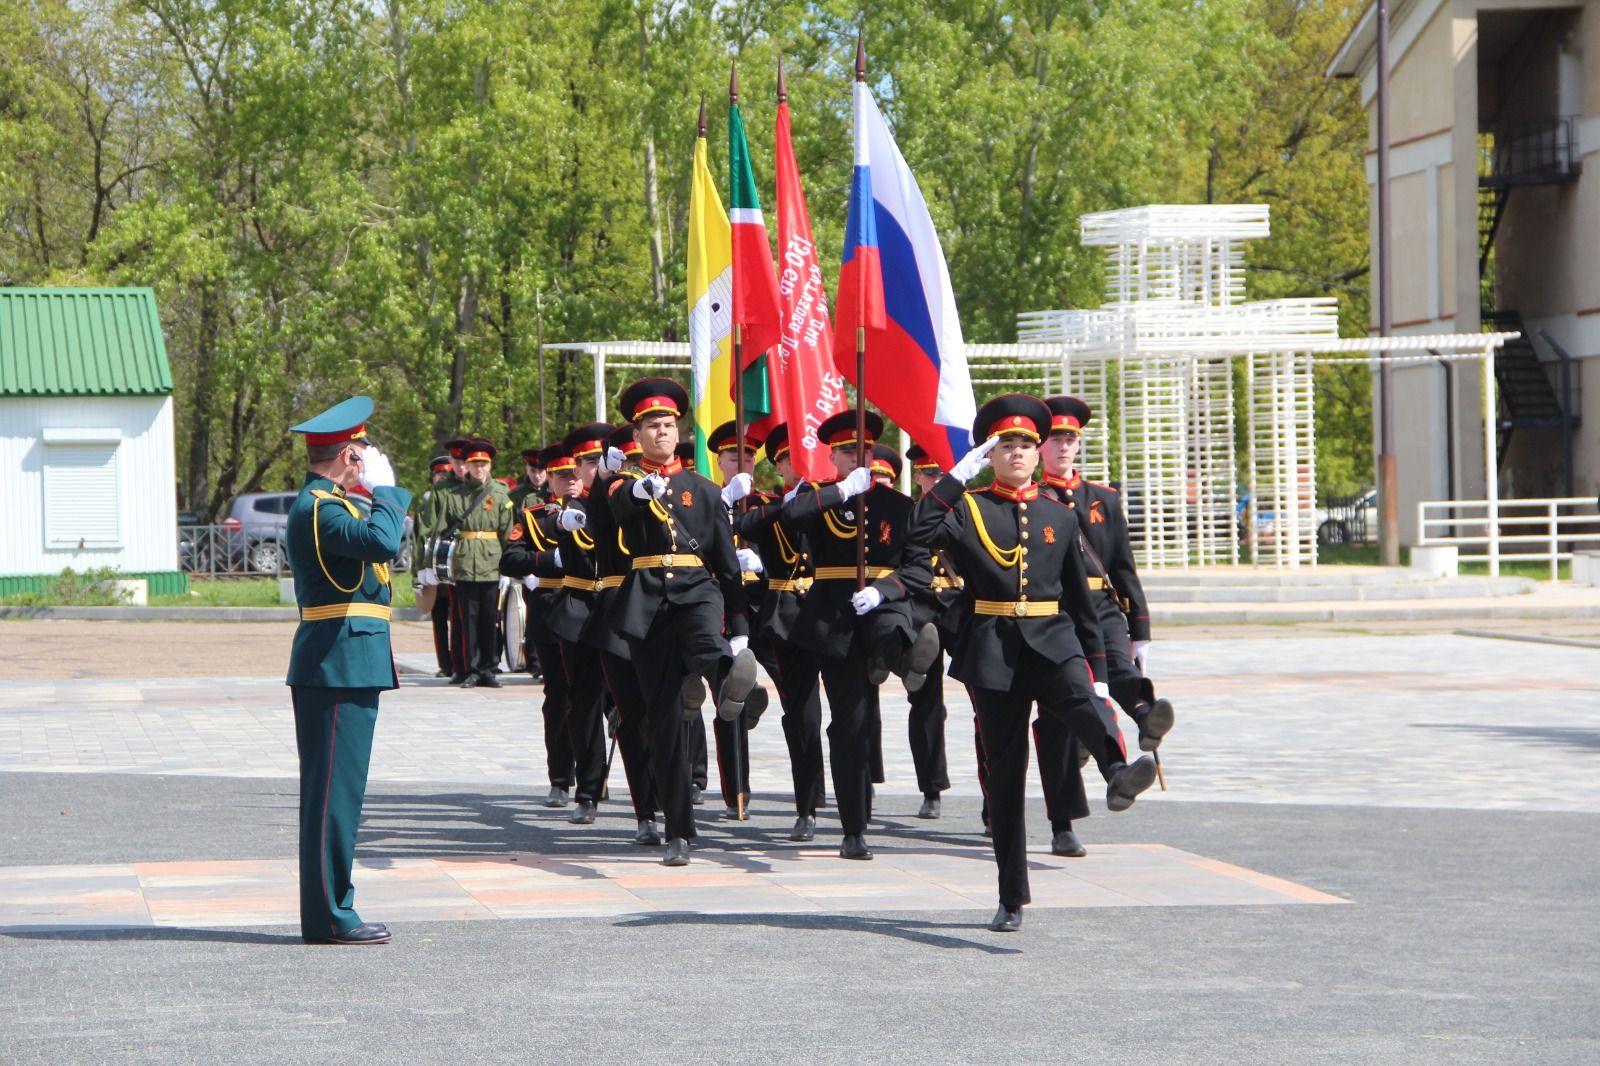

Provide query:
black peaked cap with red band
left=520, top=446, right=544, bottom=465
left=539, top=442, right=574, bottom=474
left=870, top=443, right=902, bottom=479
left=817, top=410, right=884, bottom=450
left=709, top=419, right=765, bottom=455
left=608, top=423, right=642, bottom=457
left=462, top=438, right=497, bottom=462
left=972, top=394, right=1051, bottom=444
left=618, top=377, right=689, bottom=423
left=562, top=422, right=613, bottom=460
left=1043, top=395, right=1092, bottom=434
left=763, top=423, right=791, bottom=465
left=906, top=443, right=943, bottom=472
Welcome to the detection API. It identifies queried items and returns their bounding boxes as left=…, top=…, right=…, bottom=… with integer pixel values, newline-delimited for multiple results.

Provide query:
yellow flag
left=688, top=131, right=733, bottom=481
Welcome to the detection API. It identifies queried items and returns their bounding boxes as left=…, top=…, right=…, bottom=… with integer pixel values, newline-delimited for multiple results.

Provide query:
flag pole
left=853, top=35, right=868, bottom=592
left=730, top=63, right=747, bottom=483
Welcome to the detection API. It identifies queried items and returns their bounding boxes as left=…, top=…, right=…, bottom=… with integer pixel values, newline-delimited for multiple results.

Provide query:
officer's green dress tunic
left=284, top=474, right=413, bottom=939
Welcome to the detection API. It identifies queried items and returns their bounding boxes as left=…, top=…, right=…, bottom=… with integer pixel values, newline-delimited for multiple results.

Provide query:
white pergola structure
left=1016, top=205, right=1518, bottom=569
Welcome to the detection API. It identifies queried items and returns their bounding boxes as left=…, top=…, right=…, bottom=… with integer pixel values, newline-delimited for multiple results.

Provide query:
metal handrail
left=1417, top=497, right=1600, bottom=579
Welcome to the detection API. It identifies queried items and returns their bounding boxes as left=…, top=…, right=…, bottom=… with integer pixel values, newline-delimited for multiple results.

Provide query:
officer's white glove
left=729, top=635, right=749, bottom=657
left=632, top=473, right=668, bottom=500
left=736, top=548, right=764, bottom=574
left=522, top=575, right=540, bottom=592
left=417, top=566, right=439, bottom=587
left=556, top=508, right=587, bottom=532
left=497, top=575, right=511, bottom=593
left=600, top=446, right=627, bottom=474
left=851, top=587, right=884, bottom=615
left=1131, top=640, right=1151, bottom=675
left=552, top=547, right=563, bottom=570
left=358, top=445, right=397, bottom=491
left=783, top=483, right=802, bottom=504
left=1093, top=681, right=1110, bottom=701
left=949, top=436, right=999, bottom=484
left=836, top=466, right=872, bottom=501
left=721, top=471, right=753, bottom=508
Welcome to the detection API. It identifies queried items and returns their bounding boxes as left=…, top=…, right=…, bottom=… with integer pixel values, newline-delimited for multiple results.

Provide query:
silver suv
left=224, top=492, right=413, bottom=573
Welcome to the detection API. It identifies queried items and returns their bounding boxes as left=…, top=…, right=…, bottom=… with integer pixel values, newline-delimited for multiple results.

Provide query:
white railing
left=1417, top=497, right=1600, bottom=579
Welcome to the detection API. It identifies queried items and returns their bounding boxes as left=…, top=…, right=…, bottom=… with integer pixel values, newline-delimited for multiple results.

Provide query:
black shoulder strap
left=1076, top=526, right=1114, bottom=594
left=441, top=482, right=496, bottom=539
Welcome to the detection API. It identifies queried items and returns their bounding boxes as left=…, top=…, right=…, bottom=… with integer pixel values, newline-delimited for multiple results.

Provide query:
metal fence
left=179, top=525, right=414, bottom=578
left=1417, top=497, right=1600, bottom=579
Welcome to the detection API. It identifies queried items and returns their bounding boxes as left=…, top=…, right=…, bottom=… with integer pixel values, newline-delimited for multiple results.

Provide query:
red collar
left=638, top=456, right=683, bottom=476
left=988, top=480, right=1039, bottom=501
left=1042, top=471, right=1081, bottom=490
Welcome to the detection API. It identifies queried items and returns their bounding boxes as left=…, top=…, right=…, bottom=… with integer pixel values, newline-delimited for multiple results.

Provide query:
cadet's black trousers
left=532, top=634, right=575, bottom=789
left=907, top=644, right=950, bottom=799
left=430, top=584, right=453, bottom=673
left=455, top=580, right=500, bottom=678
left=767, top=637, right=825, bottom=816
left=601, top=650, right=658, bottom=821
left=558, top=639, right=609, bottom=804
left=972, top=648, right=1126, bottom=909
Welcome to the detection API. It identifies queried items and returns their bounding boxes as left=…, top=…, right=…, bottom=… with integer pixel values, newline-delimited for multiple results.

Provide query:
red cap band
left=631, top=395, right=680, bottom=420
left=988, top=415, right=1040, bottom=441
left=304, top=426, right=368, bottom=447
left=1050, top=414, right=1082, bottom=432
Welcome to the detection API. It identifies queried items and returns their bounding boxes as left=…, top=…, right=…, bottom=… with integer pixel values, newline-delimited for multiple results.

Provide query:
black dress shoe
left=460, top=673, right=479, bottom=689
left=433, top=669, right=451, bottom=678
left=681, top=674, right=707, bottom=719
left=917, top=796, right=942, bottom=820
left=744, top=685, right=769, bottom=729
left=543, top=785, right=571, bottom=808
left=306, top=922, right=392, bottom=945
left=662, top=838, right=691, bottom=866
left=477, top=672, right=501, bottom=688
left=987, top=904, right=1023, bottom=932
left=634, top=819, right=662, bottom=846
left=1076, top=741, right=1091, bottom=768
left=714, top=648, right=758, bottom=721
left=839, top=834, right=873, bottom=860
left=789, top=814, right=816, bottom=842
left=689, top=784, right=705, bottom=806
left=1138, top=698, right=1176, bottom=752
left=981, top=822, right=992, bottom=838
left=899, top=623, right=941, bottom=692
left=448, top=673, right=468, bottom=685
left=569, top=799, right=596, bottom=824
left=1106, top=755, right=1159, bottom=811
left=1051, top=829, right=1087, bottom=857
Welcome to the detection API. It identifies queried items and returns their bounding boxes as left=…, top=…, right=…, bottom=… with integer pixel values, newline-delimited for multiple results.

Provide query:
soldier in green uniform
left=510, top=447, right=548, bottom=510
left=284, top=396, right=411, bottom=945
left=448, top=439, right=516, bottom=688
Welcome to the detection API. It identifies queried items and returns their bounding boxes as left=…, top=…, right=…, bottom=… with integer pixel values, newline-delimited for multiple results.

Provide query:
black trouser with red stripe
left=430, top=584, right=454, bottom=673
left=532, top=634, right=575, bottom=790
left=907, top=646, right=950, bottom=799
left=454, top=580, right=499, bottom=679
left=558, top=639, right=608, bottom=805
left=972, top=649, right=1126, bottom=908
left=767, top=638, right=825, bottom=817
left=601, top=650, right=658, bottom=821
left=686, top=713, right=709, bottom=790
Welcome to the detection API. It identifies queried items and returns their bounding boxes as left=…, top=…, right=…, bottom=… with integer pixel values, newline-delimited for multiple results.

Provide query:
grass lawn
left=154, top=577, right=418, bottom=608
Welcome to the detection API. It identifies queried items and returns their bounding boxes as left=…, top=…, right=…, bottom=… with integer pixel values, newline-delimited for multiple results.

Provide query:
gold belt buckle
left=661, top=553, right=675, bottom=568
left=1012, top=601, right=1028, bottom=617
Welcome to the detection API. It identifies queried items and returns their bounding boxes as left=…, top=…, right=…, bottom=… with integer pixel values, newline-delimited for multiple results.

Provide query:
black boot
left=1106, top=755, right=1158, bottom=812
left=987, top=904, right=1023, bottom=932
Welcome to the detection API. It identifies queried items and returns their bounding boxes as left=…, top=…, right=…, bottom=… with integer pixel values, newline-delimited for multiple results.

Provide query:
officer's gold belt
left=1086, top=576, right=1108, bottom=590
left=972, top=599, right=1055, bottom=618
left=458, top=531, right=500, bottom=540
left=767, top=578, right=813, bottom=594
left=930, top=576, right=963, bottom=591
left=741, top=572, right=762, bottom=583
left=813, top=566, right=893, bottom=580
left=597, top=575, right=625, bottom=590
left=299, top=602, right=392, bottom=622
left=632, top=553, right=704, bottom=570
left=561, top=576, right=600, bottom=592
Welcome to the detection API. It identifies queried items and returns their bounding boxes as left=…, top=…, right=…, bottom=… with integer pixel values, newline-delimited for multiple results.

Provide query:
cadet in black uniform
left=707, top=419, right=766, bottom=818
left=784, top=411, right=939, bottom=860
left=674, top=437, right=711, bottom=803
left=607, top=378, right=758, bottom=866
left=509, top=446, right=549, bottom=683
left=909, top=395, right=1159, bottom=932
left=730, top=423, right=828, bottom=840
left=904, top=443, right=962, bottom=820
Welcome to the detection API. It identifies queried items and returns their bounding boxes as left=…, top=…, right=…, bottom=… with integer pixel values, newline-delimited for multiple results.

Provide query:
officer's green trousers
left=291, top=687, right=379, bottom=939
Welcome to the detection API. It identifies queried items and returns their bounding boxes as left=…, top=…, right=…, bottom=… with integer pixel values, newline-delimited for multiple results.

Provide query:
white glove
left=1093, top=681, right=1110, bottom=701
left=1131, top=640, right=1151, bottom=675
left=736, top=547, right=764, bottom=574
left=417, top=566, right=439, bottom=587
left=851, top=587, right=883, bottom=615
left=836, top=466, right=872, bottom=501
left=729, top=635, right=749, bottom=656
left=358, top=445, right=396, bottom=491
left=497, top=575, right=511, bottom=593
left=556, top=507, right=587, bottom=532
left=601, top=446, right=627, bottom=474
left=522, top=575, right=540, bottom=592
left=950, top=436, right=999, bottom=483
left=783, top=483, right=801, bottom=504
left=632, top=473, right=668, bottom=500
left=552, top=547, right=563, bottom=570
left=721, top=471, right=753, bottom=508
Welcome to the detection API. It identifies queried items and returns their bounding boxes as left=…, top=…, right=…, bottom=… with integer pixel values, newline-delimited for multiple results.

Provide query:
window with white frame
left=42, top=429, right=121, bottom=549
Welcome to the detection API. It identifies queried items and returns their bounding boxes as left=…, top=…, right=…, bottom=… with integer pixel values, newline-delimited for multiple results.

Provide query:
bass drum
left=502, top=587, right=526, bottom=672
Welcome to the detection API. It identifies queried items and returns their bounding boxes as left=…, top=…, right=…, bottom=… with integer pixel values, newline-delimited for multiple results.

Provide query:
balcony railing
left=1479, top=118, right=1581, bottom=187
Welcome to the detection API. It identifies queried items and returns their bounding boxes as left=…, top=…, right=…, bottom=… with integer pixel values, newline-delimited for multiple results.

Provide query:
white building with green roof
left=0, top=287, right=183, bottom=596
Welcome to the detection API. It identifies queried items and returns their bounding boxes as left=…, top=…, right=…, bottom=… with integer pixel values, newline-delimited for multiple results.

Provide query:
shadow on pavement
left=1412, top=723, right=1600, bottom=752
left=612, top=910, right=1023, bottom=955
left=2, top=926, right=303, bottom=945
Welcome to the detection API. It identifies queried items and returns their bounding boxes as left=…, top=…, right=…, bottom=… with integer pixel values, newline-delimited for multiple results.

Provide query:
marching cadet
left=510, top=447, right=549, bottom=510
left=909, top=395, right=1159, bottom=932
left=499, top=444, right=577, bottom=807
left=728, top=422, right=828, bottom=841
left=784, top=411, right=939, bottom=860
left=904, top=443, right=962, bottom=820
left=284, top=396, right=409, bottom=944
left=674, top=436, right=711, bottom=803
left=541, top=423, right=614, bottom=825
left=1035, top=395, right=1175, bottom=857
left=447, top=439, right=516, bottom=688
left=590, top=423, right=662, bottom=845
left=416, top=454, right=456, bottom=677
left=607, top=378, right=759, bottom=866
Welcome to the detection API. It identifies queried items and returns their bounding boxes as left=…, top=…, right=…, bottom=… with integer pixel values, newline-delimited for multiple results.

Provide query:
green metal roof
left=0, top=287, right=173, bottom=397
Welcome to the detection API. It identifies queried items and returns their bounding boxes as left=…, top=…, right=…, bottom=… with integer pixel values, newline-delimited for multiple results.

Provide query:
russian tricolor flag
left=834, top=79, right=975, bottom=471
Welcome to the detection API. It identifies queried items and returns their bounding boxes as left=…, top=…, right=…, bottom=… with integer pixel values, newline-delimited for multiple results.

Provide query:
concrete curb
left=1455, top=628, right=1600, bottom=650
left=0, top=606, right=428, bottom=622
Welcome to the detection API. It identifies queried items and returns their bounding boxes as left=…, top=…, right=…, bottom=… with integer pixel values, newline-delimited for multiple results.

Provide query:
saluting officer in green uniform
left=285, top=396, right=411, bottom=945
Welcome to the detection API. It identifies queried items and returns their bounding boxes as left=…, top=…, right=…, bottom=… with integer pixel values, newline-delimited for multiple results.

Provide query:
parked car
left=222, top=491, right=413, bottom=573
left=1316, top=490, right=1377, bottom=546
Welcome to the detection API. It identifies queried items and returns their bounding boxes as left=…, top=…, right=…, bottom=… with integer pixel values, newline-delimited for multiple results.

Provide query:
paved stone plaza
left=1, top=622, right=1596, bottom=1063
